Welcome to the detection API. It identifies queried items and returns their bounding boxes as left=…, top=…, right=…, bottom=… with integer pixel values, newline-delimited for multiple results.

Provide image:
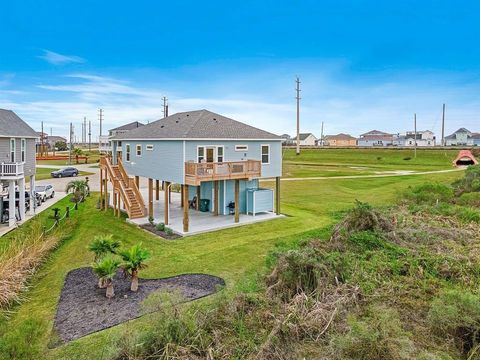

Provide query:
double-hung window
left=261, top=144, right=270, bottom=164
left=217, top=146, right=224, bottom=162
left=197, top=147, right=205, bottom=163
left=126, top=144, right=131, bottom=161
left=21, top=139, right=26, bottom=162
left=10, top=138, right=15, bottom=163
left=136, top=144, right=142, bottom=157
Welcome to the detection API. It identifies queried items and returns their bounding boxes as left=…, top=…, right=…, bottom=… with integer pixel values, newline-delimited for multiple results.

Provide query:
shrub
left=457, top=192, right=480, bottom=207
left=331, top=306, right=416, bottom=359
left=148, top=216, right=155, bottom=226
left=164, top=227, right=174, bottom=236
left=403, top=183, right=454, bottom=205
left=403, top=157, right=412, bottom=161
left=428, top=290, right=480, bottom=356
left=452, top=165, right=480, bottom=195
left=155, top=222, right=165, bottom=231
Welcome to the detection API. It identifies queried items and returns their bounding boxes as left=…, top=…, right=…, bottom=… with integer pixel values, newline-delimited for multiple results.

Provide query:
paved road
left=36, top=164, right=101, bottom=192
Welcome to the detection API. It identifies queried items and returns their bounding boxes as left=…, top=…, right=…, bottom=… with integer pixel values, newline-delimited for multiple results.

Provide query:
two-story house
left=100, top=110, right=282, bottom=234
left=357, top=130, right=397, bottom=147
left=0, top=109, right=38, bottom=227
left=403, top=130, right=436, bottom=147
left=99, top=121, right=144, bottom=153
left=445, top=128, right=475, bottom=146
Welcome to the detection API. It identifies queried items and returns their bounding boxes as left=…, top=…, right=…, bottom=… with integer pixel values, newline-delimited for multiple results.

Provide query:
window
left=197, top=147, right=205, bottom=163
left=146, top=144, right=154, bottom=151
left=136, top=144, right=142, bottom=156
left=126, top=144, right=131, bottom=161
left=217, top=146, right=224, bottom=162
left=261, top=144, right=270, bottom=164
left=118, top=141, right=122, bottom=146
left=10, top=138, right=15, bottom=162
left=235, top=145, right=248, bottom=152
left=21, top=139, right=26, bottom=162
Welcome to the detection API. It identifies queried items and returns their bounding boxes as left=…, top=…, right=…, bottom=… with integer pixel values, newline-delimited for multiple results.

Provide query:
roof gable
left=112, top=110, right=281, bottom=140
left=0, top=109, right=38, bottom=138
left=110, top=121, right=145, bottom=132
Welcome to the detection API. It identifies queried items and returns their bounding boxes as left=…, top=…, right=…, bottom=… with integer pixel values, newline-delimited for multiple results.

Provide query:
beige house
left=324, top=133, right=357, bottom=147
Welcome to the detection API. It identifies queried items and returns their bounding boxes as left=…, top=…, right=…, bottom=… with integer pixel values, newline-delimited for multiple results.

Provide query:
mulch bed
left=53, top=267, right=225, bottom=343
left=140, top=224, right=182, bottom=240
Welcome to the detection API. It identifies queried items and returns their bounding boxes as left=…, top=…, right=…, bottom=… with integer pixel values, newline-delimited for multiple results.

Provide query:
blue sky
left=1, top=0, right=480, bottom=139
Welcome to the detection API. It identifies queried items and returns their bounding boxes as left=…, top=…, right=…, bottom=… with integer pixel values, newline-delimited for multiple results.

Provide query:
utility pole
left=414, top=113, right=417, bottom=159
left=162, top=97, right=168, bottom=118
left=441, top=103, right=446, bottom=147
left=98, top=108, right=104, bottom=137
left=69, top=123, right=73, bottom=165
left=88, top=120, right=92, bottom=151
left=320, top=121, right=324, bottom=147
left=40, top=121, right=44, bottom=157
left=83, top=117, right=87, bottom=145
left=295, top=77, right=301, bottom=155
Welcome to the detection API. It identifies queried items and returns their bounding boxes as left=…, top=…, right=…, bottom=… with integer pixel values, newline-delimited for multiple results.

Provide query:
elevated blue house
left=101, top=110, right=282, bottom=234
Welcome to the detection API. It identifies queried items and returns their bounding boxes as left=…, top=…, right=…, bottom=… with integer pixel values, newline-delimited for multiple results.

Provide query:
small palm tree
left=73, top=147, right=83, bottom=164
left=92, top=255, right=120, bottom=298
left=88, top=235, right=121, bottom=288
left=119, top=243, right=151, bottom=292
left=65, top=179, right=89, bottom=203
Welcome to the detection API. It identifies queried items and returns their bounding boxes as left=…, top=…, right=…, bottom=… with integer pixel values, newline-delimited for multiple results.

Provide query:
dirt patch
left=53, top=267, right=224, bottom=343
left=140, top=224, right=182, bottom=240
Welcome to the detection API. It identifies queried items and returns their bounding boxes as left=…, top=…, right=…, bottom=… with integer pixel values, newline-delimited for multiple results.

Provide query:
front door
left=206, top=148, right=215, bottom=163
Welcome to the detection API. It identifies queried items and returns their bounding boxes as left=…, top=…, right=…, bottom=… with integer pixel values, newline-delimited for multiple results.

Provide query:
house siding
left=0, top=137, right=36, bottom=177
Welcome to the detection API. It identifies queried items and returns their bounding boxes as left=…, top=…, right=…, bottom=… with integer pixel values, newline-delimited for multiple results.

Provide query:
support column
left=234, top=179, right=240, bottom=223
left=135, top=176, right=139, bottom=189
left=275, top=176, right=281, bottom=215
left=183, top=185, right=189, bottom=232
left=29, top=175, right=35, bottom=215
left=18, top=178, right=25, bottom=221
left=104, top=173, right=108, bottom=211
left=148, top=178, right=153, bottom=218
left=113, top=191, right=117, bottom=216
left=180, top=185, right=184, bottom=207
left=8, top=180, right=15, bottom=227
left=164, top=181, right=170, bottom=225
left=214, top=181, right=219, bottom=216
left=196, top=185, right=201, bottom=210
left=155, top=180, right=160, bottom=200
left=100, top=169, right=104, bottom=209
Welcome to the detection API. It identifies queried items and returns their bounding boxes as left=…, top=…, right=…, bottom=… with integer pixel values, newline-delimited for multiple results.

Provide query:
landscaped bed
left=53, top=267, right=225, bottom=343
left=140, top=224, right=182, bottom=240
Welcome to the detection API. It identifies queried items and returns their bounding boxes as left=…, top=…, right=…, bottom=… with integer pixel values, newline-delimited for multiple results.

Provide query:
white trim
left=183, top=140, right=186, bottom=180
left=111, top=137, right=283, bottom=141
left=217, top=145, right=224, bottom=162
left=261, top=144, right=270, bottom=165
left=21, top=138, right=26, bottom=162
left=146, top=144, right=154, bottom=151
left=125, top=143, right=131, bottom=162
left=10, top=138, right=16, bottom=163
left=136, top=144, right=142, bottom=157
left=235, top=144, right=249, bottom=151
left=196, top=145, right=224, bottom=163
left=223, top=180, right=226, bottom=215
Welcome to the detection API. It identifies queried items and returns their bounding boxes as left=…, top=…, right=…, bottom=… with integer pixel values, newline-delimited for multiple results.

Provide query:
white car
left=35, top=184, right=55, bottom=202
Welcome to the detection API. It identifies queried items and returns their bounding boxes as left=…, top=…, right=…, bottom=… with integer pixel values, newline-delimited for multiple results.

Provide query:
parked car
left=2, top=191, right=31, bottom=214
left=35, top=184, right=55, bottom=202
left=51, top=167, right=79, bottom=178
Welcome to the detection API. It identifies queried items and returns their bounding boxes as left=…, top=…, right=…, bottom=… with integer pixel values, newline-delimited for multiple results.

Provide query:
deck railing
left=0, top=162, right=24, bottom=177
left=185, top=160, right=261, bottom=185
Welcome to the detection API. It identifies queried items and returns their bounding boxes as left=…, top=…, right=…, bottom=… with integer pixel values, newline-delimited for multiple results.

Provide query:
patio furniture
left=189, top=196, right=198, bottom=209
left=227, top=201, right=235, bottom=215
left=199, top=199, right=210, bottom=212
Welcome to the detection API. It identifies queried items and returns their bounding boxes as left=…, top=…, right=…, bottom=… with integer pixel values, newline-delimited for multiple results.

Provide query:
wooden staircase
left=100, top=156, right=146, bottom=219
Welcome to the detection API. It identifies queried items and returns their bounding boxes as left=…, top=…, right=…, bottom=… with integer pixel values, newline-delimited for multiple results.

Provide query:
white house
left=403, top=130, right=436, bottom=147
left=297, top=133, right=317, bottom=146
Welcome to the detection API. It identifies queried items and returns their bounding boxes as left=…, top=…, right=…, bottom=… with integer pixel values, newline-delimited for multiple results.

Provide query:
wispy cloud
left=38, top=50, right=85, bottom=65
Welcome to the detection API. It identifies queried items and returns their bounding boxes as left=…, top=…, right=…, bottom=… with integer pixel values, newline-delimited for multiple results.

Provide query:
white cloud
left=38, top=50, right=85, bottom=65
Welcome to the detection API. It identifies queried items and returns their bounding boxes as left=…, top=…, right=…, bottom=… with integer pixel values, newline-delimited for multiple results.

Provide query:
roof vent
left=213, top=118, right=217, bottom=120
left=186, top=114, right=189, bottom=117
left=160, top=125, right=164, bottom=128
left=175, top=120, right=179, bottom=123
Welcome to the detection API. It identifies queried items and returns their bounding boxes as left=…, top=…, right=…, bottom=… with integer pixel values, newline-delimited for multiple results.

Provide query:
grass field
left=34, top=167, right=94, bottom=181
left=0, top=148, right=467, bottom=359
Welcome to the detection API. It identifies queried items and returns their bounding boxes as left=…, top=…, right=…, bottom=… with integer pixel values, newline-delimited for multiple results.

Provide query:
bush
left=457, top=192, right=480, bottom=207
left=164, top=227, right=174, bottom=236
left=403, top=157, right=412, bottom=161
left=452, top=165, right=480, bottom=195
left=155, top=222, right=165, bottom=231
left=148, top=216, right=155, bottom=226
left=403, top=183, right=454, bottom=205
left=428, top=290, right=480, bottom=356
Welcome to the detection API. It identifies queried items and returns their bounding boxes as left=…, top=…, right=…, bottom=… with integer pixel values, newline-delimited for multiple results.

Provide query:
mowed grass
left=0, top=149, right=466, bottom=359
left=34, top=167, right=93, bottom=180
left=282, top=148, right=460, bottom=177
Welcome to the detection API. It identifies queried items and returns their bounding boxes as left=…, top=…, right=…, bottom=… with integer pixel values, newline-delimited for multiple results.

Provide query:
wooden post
left=275, top=176, right=281, bottom=215
left=196, top=185, right=201, bottom=210
left=234, top=179, right=240, bottom=223
left=104, top=173, right=108, bottom=211
left=113, top=191, right=117, bottom=216
left=183, top=185, right=189, bottom=232
left=181, top=184, right=184, bottom=207
left=214, top=181, right=219, bottom=216
left=117, top=193, right=121, bottom=217
left=164, top=181, right=170, bottom=224
left=148, top=178, right=153, bottom=218
left=135, top=176, right=140, bottom=189
left=100, top=169, right=104, bottom=209
left=155, top=180, right=160, bottom=200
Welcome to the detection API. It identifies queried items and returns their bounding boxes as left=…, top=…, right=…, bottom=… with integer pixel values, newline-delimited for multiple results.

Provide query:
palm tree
left=73, top=147, right=83, bottom=164
left=88, top=235, right=121, bottom=288
left=119, top=243, right=151, bottom=292
left=92, top=255, right=120, bottom=298
left=65, top=179, right=89, bottom=203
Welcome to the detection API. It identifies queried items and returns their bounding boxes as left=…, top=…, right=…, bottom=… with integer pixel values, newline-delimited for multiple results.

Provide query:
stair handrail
left=117, top=159, right=146, bottom=213
left=102, top=156, right=133, bottom=216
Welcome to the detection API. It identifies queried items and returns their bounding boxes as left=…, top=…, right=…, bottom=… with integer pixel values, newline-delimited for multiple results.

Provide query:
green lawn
left=34, top=167, right=94, bottom=181
left=0, top=149, right=466, bottom=359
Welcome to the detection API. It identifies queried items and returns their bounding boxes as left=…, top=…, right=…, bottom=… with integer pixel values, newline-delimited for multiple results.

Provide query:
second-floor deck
left=185, top=160, right=261, bottom=186
left=0, top=162, right=24, bottom=179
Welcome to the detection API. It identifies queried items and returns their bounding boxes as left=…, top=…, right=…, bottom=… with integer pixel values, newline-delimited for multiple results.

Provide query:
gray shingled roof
left=112, top=110, right=281, bottom=140
left=0, top=109, right=38, bottom=138
left=299, top=133, right=316, bottom=140
left=110, top=121, right=144, bottom=132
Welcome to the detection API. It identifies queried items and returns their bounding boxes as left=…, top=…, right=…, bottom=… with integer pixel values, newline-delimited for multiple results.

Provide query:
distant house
left=99, top=121, right=145, bottom=153
left=324, top=133, right=357, bottom=147
left=445, top=128, right=475, bottom=146
left=403, top=130, right=436, bottom=147
left=280, top=134, right=295, bottom=146
left=473, top=133, right=480, bottom=146
left=298, top=133, right=317, bottom=146
left=357, top=130, right=396, bottom=147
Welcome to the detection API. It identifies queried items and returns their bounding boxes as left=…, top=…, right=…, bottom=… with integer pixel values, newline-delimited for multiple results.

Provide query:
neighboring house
left=324, top=133, right=357, bottom=147
left=298, top=133, right=317, bottom=146
left=0, top=109, right=38, bottom=228
left=99, top=121, right=144, bottom=153
left=445, top=128, right=474, bottom=146
left=104, top=109, right=282, bottom=233
left=357, top=130, right=396, bottom=147
left=280, top=134, right=295, bottom=146
left=35, top=133, right=67, bottom=151
left=472, top=133, right=480, bottom=146
left=48, top=135, right=67, bottom=147
left=403, top=130, right=436, bottom=147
